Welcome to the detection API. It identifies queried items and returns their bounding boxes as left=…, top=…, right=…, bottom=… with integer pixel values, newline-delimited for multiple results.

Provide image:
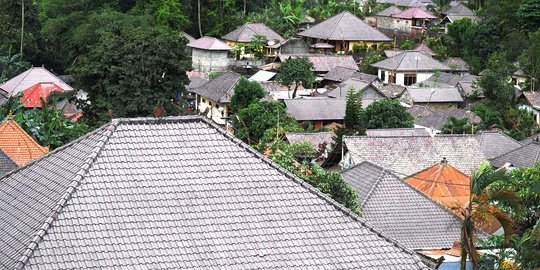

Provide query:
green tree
left=442, top=116, right=475, bottom=134
left=333, top=87, right=366, bottom=146
left=364, top=99, right=413, bottom=129
left=477, top=51, right=516, bottom=110
left=519, top=28, right=540, bottom=92
left=71, top=11, right=190, bottom=127
left=452, top=164, right=518, bottom=270
left=229, top=76, right=266, bottom=113
left=0, top=52, right=29, bottom=82
left=232, top=100, right=299, bottom=144
left=278, top=57, right=315, bottom=98
left=132, top=0, right=190, bottom=29
left=246, top=34, right=268, bottom=59
left=0, top=0, right=41, bottom=62
left=429, top=0, right=451, bottom=16
left=517, top=0, right=540, bottom=31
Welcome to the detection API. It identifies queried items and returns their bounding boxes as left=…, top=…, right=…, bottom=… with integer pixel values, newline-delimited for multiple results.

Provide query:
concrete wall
left=191, top=49, right=230, bottom=72
left=378, top=69, right=434, bottom=86
left=195, top=94, right=229, bottom=125
left=280, top=39, right=310, bottom=55
left=377, top=16, right=395, bottom=29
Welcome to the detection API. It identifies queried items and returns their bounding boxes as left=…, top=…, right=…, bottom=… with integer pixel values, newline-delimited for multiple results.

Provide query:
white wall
left=195, top=94, right=229, bottom=125
left=378, top=69, right=434, bottom=86
left=191, top=49, right=230, bottom=72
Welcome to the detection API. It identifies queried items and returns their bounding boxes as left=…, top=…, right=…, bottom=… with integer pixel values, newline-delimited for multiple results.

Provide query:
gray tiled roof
left=442, top=57, right=469, bottom=72
left=222, top=23, right=286, bottom=43
left=285, top=132, right=335, bottom=149
left=444, top=3, right=476, bottom=16
left=327, top=78, right=371, bottom=98
left=0, top=148, right=17, bottom=175
left=1, top=116, right=429, bottom=269
left=297, top=11, right=392, bottom=42
left=344, top=134, right=486, bottom=176
left=0, top=67, right=74, bottom=95
left=341, top=161, right=479, bottom=249
left=491, top=142, right=540, bottom=168
left=189, top=71, right=241, bottom=103
left=414, top=108, right=480, bottom=131
left=405, top=86, right=463, bottom=103
left=279, top=54, right=358, bottom=73
left=366, top=128, right=430, bottom=137
left=426, top=73, right=478, bottom=87
left=373, top=83, right=407, bottom=98
left=285, top=98, right=346, bottom=121
left=475, top=131, right=523, bottom=160
left=323, top=66, right=359, bottom=82
left=523, top=91, right=540, bottom=108
left=377, top=6, right=403, bottom=16
left=371, top=51, right=450, bottom=72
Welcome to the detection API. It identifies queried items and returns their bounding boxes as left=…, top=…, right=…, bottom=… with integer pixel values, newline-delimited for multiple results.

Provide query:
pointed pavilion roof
left=222, top=23, right=286, bottom=43
left=0, top=67, right=73, bottom=95
left=297, top=11, right=392, bottom=42
left=405, top=158, right=470, bottom=208
left=21, top=82, right=65, bottom=108
left=0, top=116, right=48, bottom=165
left=187, top=36, right=233, bottom=51
left=414, top=43, right=436, bottom=56
left=393, top=7, right=438, bottom=19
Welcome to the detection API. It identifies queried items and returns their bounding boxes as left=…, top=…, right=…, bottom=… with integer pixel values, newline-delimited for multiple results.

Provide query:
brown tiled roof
left=222, top=23, right=285, bottom=43
left=371, top=51, right=450, bottom=72
left=279, top=54, right=358, bottom=72
left=0, top=117, right=48, bottom=165
left=187, top=36, right=233, bottom=51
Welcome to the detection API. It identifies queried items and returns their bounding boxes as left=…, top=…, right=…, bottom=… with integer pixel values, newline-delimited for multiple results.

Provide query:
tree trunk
left=198, top=0, right=203, bottom=37
left=292, top=83, right=299, bottom=99
left=243, top=0, right=247, bottom=15
left=20, top=0, right=24, bottom=56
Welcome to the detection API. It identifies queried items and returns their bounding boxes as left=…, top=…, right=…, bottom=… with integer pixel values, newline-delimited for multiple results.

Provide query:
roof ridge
left=197, top=118, right=426, bottom=266
left=357, top=161, right=387, bottom=206
left=0, top=119, right=49, bottom=161
left=328, top=12, right=346, bottom=43
left=13, top=122, right=117, bottom=269
left=5, top=68, right=32, bottom=94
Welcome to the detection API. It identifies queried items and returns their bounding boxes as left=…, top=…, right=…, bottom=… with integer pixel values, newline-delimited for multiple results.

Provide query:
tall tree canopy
left=229, top=77, right=266, bottom=113
left=364, top=99, right=414, bottom=129
left=278, top=57, right=315, bottom=98
left=71, top=10, right=190, bottom=126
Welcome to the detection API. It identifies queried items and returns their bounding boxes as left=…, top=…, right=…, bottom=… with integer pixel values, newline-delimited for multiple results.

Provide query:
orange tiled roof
left=0, top=117, right=48, bottom=165
left=405, top=159, right=470, bottom=208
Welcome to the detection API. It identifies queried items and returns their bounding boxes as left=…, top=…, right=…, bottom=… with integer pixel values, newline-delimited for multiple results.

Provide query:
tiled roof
left=222, top=23, right=286, bottom=43
left=405, top=160, right=470, bottom=208
left=327, top=78, right=372, bottom=98
left=280, top=54, right=358, bottom=72
left=341, top=161, right=479, bottom=250
left=0, top=67, right=73, bottom=95
left=373, top=83, right=407, bottom=98
left=414, top=108, right=480, bottom=131
left=414, top=44, right=436, bottom=56
left=285, top=132, right=335, bottom=149
left=366, top=128, right=430, bottom=137
left=442, top=14, right=480, bottom=23
left=426, top=73, right=478, bottom=87
left=323, top=66, right=359, bottom=82
left=187, top=36, right=233, bottom=51
left=405, top=86, right=463, bottom=103
left=285, top=98, right=346, bottom=121
left=442, top=57, right=469, bottom=72
left=407, top=105, right=433, bottom=118
left=21, top=83, right=64, bottom=108
left=0, top=118, right=48, bottom=166
left=0, top=148, right=17, bottom=175
left=377, top=0, right=434, bottom=7
left=491, top=142, right=540, bottom=168
left=393, top=7, right=437, bottom=19
left=344, top=134, right=486, bottom=176
left=377, top=6, right=403, bottom=16
left=523, top=91, right=540, bottom=108
left=371, top=51, right=450, bottom=72
left=189, top=71, right=241, bottom=103
left=1, top=116, right=428, bottom=269
left=297, top=11, right=392, bottom=42
left=475, top=131, right=523, bottom=160
left=444, top=3, right=476, bottom=16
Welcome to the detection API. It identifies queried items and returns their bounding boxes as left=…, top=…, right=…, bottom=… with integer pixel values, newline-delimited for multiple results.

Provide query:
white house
left=187, top=36, right=233, bottom=72
left=371, top=51, right=451, bottom=86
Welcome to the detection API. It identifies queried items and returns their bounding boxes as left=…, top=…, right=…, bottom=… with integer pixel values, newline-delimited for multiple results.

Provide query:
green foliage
left=268, top=142, right=360, bottom=214
left=429, top=0, right=452, bottom=16
left=278, top=57, right=315, bottom=98
left=474, top=103, right=537, bottom=141
left=0, top=0, right=41, bottom=63
left=400, top=39, right=414, bottom=50
left=364, top=99, right=414, bottom=129
left=519, top=28, right=540, bottom=92
left=360, top=49, right=383, bottom=75
left=70, top=10, right=190, bottom=127
left=0, top=51, right=29, bottom=82
left=229, top=77, right=266, bottom=113
left=517, top=0, right=540, bottom=31
left=203, top=0, right=243, bottom=37
left=232, top=100, right=299, bottom=144
left=477, top=51, right=516, bottom=108
left=0, top=94, right=89, bottom=149
left=246, top=34, right=267, bottom=59
left=132, top=0, right=190, bottom=29
left=442, top=116, right=475, bottom=134
left=333, top=87, right=366, bottom=146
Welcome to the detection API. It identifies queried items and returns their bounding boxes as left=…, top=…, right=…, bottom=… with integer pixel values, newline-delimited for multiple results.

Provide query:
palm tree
left=453, top=163, right=520, bottom=270
left=430, top=0, right=452, bottom=17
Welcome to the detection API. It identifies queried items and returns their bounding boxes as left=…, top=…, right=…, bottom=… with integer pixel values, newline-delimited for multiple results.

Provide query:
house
left=491, top=141, right=540, bottom=168
left=512, top=62, right=527, bottom=89
left=0, top=67, right=74, bottom=107
left=189, top=71, right=242, bottom=124
left=266, top=37, right=310, bottom=57
left=0, top=115, right=48, bottom=166
left=0, top=115, right=429, bottom=269
left=323, top=66, right=378, bottom=84
left=222, top=23, right=286, bottom=58
left=521, top=91, right=540, bottom=125
left=475, top=131, right=523, bottom=160
left=297, top=11, right=392, bottom=53
left=375, top=6, right=403, bottom=29
left=342, top=161, right=486, bottom=251
left=249, top=70, right=277, bottom=82
left=374, top=0, right=434, bottom=9
left=0, top=148, right=17, bottom=176
left=380, top=7, right=438, bottom=34
left=442, top=57, right=469, bottom=74
left=326, top=78, right=387, bottom=101
left=405, top=159, right=470, bottom=208
left=342, top=134, right=487, bottom=176
left=284, top=98, right=347, bottom=129
left=425, top=72, right=481, bottom=99
left=413, top=107, right=481, bottom=133
left=440, top=3, right=479, bottom=33
left=278, top=54, right=358, bottom=74
left=372, top=83, right=407, bottom=99
left=371, top=51, right=451, bottom=86
left=400, top=85, right=464, bottom=110
left=187, top=36, right=233, bottom=72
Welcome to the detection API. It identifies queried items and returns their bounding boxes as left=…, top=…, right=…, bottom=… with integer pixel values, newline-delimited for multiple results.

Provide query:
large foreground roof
left=1, top=116, right=428, bottom=269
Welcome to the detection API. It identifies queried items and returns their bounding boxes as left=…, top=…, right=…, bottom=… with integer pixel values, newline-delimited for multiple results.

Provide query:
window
left=388, top=73, right=396, bottom=84
left=512, top=78, right=518, bottom=86
left=380, top=71, right=386, bottom=82
left=404, top=74, right=417, bottom=86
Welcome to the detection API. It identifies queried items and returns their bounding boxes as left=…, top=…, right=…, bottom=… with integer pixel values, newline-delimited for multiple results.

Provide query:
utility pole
left=20, top=0, right=25, bottom=56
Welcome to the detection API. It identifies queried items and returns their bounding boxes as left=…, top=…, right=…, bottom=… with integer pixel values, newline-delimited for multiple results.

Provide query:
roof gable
left=187, top=36, right=233, bottom=51
left=342, top=161, right=479, bottom=249
left=0, top=118, right=48, bottom=165
left=405, top=86, right=464, bottom=103
left=0, top=148, right=18, bottom=175
left=222, top=23, right=285, bottom=43
left=0, top=67, right=74, bottom=95
left=371, top=51, right=450, bottom=71
left=414, top=44, right=436, bottom=56
left=491, top=142, right=540, bottom=168
left=414, top=108, right=480, bottom=131
left=1, top=116, right=428, bottom=269
left=297, top=11, right=392, bottom=42
left=21, top=83, right=65, bottom=108
left=280, top=54, right=358, bottom=72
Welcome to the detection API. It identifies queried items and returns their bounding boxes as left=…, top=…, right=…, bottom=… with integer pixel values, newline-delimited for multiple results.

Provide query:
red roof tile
left=393, top=7, right=437, bottom=19
left=21, top=83, right=64, bottom=108
left=0, top=117, right=48, bottom=165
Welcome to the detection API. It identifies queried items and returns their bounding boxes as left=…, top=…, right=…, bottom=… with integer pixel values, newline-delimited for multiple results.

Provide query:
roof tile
left=0, top=118, right=48, bottom=165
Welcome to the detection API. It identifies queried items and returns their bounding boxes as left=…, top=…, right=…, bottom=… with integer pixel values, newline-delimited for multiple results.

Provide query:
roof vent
left=441, top=157, right=447, bottom=164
